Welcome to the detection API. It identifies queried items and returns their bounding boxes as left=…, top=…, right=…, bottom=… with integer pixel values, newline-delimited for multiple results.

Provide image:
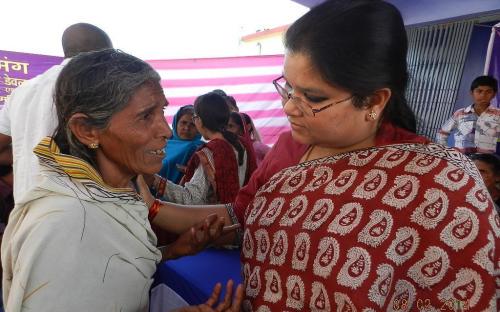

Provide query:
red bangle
left=148, top=199, right=161, bottom=221
left=156, top=177, right=167, bottom=198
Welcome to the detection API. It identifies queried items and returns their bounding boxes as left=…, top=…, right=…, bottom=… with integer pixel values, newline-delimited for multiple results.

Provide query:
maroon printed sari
left=240, top=142, right=499, bottom=311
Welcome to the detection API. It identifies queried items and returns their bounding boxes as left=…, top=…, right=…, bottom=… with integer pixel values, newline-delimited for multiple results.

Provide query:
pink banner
left=0, top=51, right=287, bottom=144
left=150, top=54, right=287, bottom=145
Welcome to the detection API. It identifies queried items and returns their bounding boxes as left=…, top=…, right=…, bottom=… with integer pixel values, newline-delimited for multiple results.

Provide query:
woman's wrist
left=160, top=243, right=179, bottom=261
left=148, top=199, right=161, bottom=221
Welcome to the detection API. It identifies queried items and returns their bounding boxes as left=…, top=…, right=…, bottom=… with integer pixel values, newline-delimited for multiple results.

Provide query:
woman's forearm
left=152, top=201, right=238, bottom=245
left=152, top=201, right=232, bottom=234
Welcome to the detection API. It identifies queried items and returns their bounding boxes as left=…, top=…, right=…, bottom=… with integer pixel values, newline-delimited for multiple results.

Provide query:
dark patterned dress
left=240, top=142, right=499, bottom=311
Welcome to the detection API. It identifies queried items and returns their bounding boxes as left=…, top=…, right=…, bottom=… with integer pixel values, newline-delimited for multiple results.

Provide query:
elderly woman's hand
left=173, top=280, right=243, bottom=312
left=136, top=174, right=155, bottom=207
left=162, top=214, right=240, bottom=261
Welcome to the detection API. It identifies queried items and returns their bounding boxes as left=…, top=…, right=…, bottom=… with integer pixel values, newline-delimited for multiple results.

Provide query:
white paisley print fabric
left=240, top=143, right=499, bottom=312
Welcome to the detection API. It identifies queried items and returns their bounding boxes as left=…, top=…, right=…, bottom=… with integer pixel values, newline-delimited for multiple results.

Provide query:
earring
left=88, top=142, right=99, bottom=149
left=368, top=111, right=377, bottom=120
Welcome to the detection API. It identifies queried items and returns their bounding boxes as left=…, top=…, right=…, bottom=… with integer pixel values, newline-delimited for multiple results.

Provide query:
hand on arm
left=162, top=213, right=240, bottom=261
left=136, top=174, right=239, bottom=244
left=173, top=280, right=243, bottom=312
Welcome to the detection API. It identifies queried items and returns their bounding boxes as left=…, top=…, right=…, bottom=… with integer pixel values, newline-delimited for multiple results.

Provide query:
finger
left=204, top=214, right=219, bottom=227
left=136, top=175, right=149, bottom=193
left=194, top=227, right=206, bottom=244
left=221, top=223, right=240, bottom=234
left=136, top=175, right=154, bottom=204
left=194, top=305, right=211, bottom=312
left=195, top=220, right=210, bottom=243
left=195, top=232, right=205, bottom=244
left=216, top=279, right=234, bottom=311
left=209, top=217, right=225, bottom=239
left=205, top=283, right=222, bottom=307
left=230, top=284, right=244, bottom=311
left=196, top=214, right=219, bottom=243
left=190, top=226, right=199, bottom=243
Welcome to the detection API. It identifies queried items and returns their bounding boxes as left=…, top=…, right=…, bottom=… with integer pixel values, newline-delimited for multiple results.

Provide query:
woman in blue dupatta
left=159, top=105, right=203, bottom=184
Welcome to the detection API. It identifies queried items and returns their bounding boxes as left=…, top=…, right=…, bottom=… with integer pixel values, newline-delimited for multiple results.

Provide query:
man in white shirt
left=0, top=23, right=112, bottom=202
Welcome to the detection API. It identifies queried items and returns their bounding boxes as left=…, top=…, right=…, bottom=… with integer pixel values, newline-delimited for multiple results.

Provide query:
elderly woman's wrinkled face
left=96, top=83, right=171, bottom=184
left=176, top=113, right=198, bottom=140
left=281, top=52, right=377, bottom=152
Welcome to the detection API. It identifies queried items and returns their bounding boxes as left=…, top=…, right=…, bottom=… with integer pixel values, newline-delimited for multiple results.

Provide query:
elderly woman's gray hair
left=53, top=49, right=162, bottom=167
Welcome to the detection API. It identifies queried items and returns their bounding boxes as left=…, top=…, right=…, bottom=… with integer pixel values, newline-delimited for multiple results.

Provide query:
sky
left=2, top=0, right=309, bottom=60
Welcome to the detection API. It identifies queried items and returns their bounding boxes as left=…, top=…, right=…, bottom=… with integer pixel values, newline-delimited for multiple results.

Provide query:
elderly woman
left=1, top=49, right=242, bottom=312
left=141, top=0, right=499, bottom=311
left=159, top=105, right=203, bottom=184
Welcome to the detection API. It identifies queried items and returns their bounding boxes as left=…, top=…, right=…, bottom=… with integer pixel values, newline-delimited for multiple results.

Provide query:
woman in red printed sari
left=140, top=0, right=499, bottom=310
left=151, top=92, right=256, bottom=205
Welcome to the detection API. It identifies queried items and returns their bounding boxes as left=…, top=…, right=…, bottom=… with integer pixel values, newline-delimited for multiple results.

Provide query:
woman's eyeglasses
left=272, top=75, right=352, bottom=117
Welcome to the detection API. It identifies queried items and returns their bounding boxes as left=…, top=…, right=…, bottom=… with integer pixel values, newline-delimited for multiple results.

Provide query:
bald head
left=62, top=23, right=113, bottom=58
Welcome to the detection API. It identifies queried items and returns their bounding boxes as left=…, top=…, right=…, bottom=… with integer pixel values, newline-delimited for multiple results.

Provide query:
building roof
left=291, top=0, right=500, bottom=26
left=241, top=25, right=289, bottom=42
